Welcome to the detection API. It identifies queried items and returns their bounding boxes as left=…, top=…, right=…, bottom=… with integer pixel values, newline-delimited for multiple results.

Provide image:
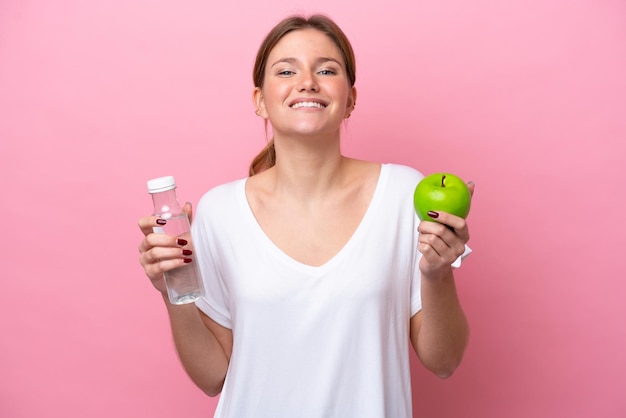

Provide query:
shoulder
left=380, top=163, right=425, bottom=189
left=196, top=178, right=247, bottom=216
left=384, top=163, right=424, bottom=179
left=343, top=159, right=423, bottom=184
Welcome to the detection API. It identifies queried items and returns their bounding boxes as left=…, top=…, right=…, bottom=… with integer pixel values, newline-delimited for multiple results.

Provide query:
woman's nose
left=297, top=72, right=319, bottom=92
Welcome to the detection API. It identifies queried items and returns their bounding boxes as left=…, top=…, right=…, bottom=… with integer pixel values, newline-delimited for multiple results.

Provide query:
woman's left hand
left=417, top=183, right=474, bottom=279
left=417, top=212, right=470, bottom=279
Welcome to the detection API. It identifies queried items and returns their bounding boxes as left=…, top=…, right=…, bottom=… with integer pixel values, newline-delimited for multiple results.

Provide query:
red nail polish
left=427, top=211, right=439, bottom=219
left=183, top=258, right=193, bottom=263
left=156, top=219, right=167, bottom=225
left=182, top=249, right=192, bottom=256
left=177, top=238, right=188, bottom=246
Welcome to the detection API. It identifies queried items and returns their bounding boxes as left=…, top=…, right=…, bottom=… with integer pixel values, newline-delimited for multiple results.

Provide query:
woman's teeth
left=291, top=102, right=325, bottom=109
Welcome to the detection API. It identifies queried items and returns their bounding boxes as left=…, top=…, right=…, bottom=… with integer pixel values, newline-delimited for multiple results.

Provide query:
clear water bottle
left=147, top=176, right=205, bottom=305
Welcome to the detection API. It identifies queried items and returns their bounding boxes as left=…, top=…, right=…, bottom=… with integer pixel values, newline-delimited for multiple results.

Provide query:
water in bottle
left=147, top=176, right=205, bottom=305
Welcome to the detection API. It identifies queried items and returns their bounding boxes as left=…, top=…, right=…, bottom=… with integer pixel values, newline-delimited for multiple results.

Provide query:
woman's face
left=254, top=29, right=356, bottom=139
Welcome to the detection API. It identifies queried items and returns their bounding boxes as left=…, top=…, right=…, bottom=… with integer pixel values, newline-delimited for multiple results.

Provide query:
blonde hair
left=248, top=14, right=357, bottom=176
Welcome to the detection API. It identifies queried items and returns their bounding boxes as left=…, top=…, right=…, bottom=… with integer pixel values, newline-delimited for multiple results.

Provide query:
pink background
left=1, top=0, right=625, bottom=417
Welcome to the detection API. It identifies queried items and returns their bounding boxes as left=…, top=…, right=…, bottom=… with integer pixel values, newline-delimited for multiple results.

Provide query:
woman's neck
left=267, top=132, right=349, bottom=201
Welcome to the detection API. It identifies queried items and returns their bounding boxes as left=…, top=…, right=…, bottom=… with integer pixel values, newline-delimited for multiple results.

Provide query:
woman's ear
left=253, top=87, right=268, bottom=118
left=345, top=86, right=357, bottom=118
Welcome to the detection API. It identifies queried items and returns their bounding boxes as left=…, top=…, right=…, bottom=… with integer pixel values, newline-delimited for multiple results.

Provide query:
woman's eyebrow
left=317, top=57, right=342, bottom=65
left=270, top=57, right=297, bottom=68
left=270, top=57, right=343, bottom=68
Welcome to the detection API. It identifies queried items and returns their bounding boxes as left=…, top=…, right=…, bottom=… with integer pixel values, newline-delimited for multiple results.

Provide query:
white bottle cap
left=147, top=176, right=176, bottom=193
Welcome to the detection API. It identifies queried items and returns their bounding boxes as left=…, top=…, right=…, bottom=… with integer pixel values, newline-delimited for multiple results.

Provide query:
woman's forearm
left=163, top=296, right=231, bottom=396
left=411, top=267, right=469, bottom=378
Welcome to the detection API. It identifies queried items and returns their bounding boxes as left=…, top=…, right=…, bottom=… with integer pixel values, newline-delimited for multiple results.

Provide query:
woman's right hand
left=137, top=202, right=194, bottom=295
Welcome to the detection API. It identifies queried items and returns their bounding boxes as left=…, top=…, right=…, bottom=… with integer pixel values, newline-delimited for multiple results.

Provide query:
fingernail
left=427, top=211, right=439, bottom=219
left=467, top=181, right=475, bottom=186
left=183, top=258, right=193, bottom=264
left=177, top=238, right=188, bottom=246
left=182, top=249, right=192, bottom=256
left=156, top=219, right=167, bottom=225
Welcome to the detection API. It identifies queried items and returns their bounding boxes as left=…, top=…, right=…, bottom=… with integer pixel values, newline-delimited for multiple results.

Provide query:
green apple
left=413, top=173, right=471, bottom=221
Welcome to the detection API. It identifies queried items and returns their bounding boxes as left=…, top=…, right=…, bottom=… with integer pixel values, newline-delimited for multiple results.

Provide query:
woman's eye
left=319, top=69, right=336, bottom=75
left=278, top=70, right=295, bottom=76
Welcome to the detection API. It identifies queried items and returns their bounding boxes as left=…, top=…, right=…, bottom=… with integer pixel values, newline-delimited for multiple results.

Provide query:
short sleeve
left=452, top=245, right=472, bottom=268
left=191, top=192, right=232, bottom=329
left=410, top=244, right=472, bottom=316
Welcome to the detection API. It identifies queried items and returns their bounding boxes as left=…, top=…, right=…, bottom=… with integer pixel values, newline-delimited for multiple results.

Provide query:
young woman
left=138, top=14, right=472, bottom=418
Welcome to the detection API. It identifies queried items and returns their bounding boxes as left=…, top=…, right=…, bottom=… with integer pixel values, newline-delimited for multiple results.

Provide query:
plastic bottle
left=147, top=176, right=205, bottom=304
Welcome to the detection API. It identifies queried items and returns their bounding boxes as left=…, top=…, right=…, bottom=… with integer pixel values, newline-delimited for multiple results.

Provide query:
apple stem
left=441, top=175, right=446, bottom=187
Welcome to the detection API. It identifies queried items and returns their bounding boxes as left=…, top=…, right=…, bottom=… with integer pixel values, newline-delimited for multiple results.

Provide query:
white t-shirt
left=191, top=163, right=468, bottom=418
